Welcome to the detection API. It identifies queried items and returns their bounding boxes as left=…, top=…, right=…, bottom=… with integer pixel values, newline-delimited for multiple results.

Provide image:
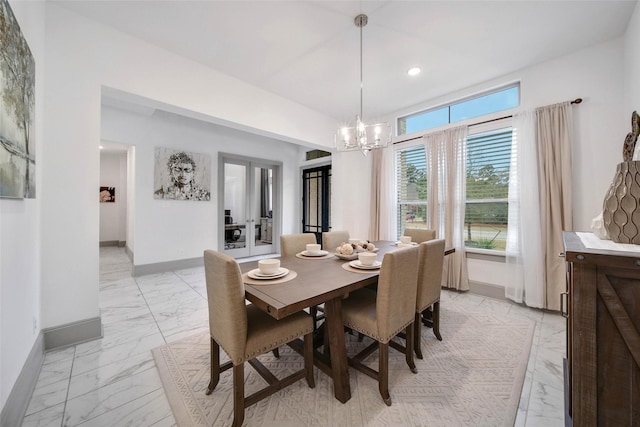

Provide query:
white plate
left=394, top=242, right=418, bottom=246
left=349, top=260, right=382, bottom=270
left=300, top=250, right=329, bottom=257
left=247, top=268, right=289, bottom=280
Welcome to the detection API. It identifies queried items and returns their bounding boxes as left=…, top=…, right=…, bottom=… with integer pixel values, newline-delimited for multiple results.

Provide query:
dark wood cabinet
left=563, top=231, right=640, bottom=426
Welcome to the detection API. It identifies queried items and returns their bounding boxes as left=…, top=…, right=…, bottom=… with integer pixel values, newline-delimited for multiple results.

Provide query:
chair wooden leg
left=433, top=301, right=442, bottom=341
left=405, top=323, right=417, bottom=374
left=414, top=312, right=424, bottom=360
left=310, top=306, right=318, bottom=330
left=206, top=337, right=220, bottom=395
left=304, top=331, right=315, bottom=388
left=232, top=363, right=245, bottom=427
left=379, top=342, right=391, bottom=406
left=272, top=348, right=280, bottom=358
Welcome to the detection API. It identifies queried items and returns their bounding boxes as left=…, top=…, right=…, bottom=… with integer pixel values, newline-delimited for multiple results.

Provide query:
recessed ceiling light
left=407, top=67, right=421, bottom=76
left=99, top=146, right=104, bottom=149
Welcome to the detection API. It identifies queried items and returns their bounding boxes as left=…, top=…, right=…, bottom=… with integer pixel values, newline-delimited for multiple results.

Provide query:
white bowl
left=358, top=251, right=377, bottom=266
left=306, top=243, right=321, bottom=254
left=258, top=259, right=280, bottom=274
left=399, top=235, right=412, bottom=244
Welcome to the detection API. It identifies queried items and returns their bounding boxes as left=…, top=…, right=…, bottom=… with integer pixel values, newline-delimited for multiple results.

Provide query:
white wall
left=625, top=2, right=640, bottom=115
left=101, top=106, right=302, bottom=266
left=99, top=151, right=127, bottom=243
left=126, top=145, right=136, bottom=254
left=40, top=3, right=336, bottom=331
left=0, top=0, right=44, bottom=411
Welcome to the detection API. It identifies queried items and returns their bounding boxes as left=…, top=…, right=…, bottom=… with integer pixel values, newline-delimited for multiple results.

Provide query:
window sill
left=465, top=247, right=506, bottom=262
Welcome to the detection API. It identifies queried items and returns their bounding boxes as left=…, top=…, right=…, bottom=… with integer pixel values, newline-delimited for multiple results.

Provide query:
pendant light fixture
left=335, top=14, right=391, bottom=156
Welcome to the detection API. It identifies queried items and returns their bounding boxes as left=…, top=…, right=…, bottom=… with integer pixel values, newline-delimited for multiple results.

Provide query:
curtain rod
left=393, top=97, right=583, bottom=145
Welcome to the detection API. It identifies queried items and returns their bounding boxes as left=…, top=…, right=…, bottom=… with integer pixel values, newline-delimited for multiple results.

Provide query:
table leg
left=324, top=297, right=351, bottom=403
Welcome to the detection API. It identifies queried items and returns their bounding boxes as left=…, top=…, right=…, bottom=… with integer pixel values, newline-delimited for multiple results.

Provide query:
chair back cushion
left=376, top=246, right=419, bottom=342
left=280, top=233, right=317, bottom=256
left=322, top=231, right=350, bottom=251
left=204, top=250, right=247, bottom=362
left=416, top=239, right=446, bottom=312
left=404, top=228, right=437, bottom=243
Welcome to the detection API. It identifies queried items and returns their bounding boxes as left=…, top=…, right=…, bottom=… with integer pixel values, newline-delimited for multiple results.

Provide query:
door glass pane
left=224, top=163, right=246, bottom=249
left=255, top=166, right=273, bottom=247
left=304, top=170, right=322, bottom=233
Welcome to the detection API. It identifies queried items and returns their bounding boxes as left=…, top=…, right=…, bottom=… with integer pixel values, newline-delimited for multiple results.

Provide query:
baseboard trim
left=0, top=333, right=44, bottom=427
left=125, top=245, right=133, bottom=262
left=468, top=280, right=507, bottom=301
left=133, top=257, right=203, bottom=276
left=43, top=317, right=103, bottom=351
left=100, top=240, right=126, bottom=248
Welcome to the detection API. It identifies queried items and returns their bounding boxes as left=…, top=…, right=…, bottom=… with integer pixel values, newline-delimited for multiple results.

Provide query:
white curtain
left=424, top=126, right=469, bottom=291
left=506, top=102, right=573, bottom=310
left=505, top=111, right=545, bottom=307
left=369, top=146, right=397, bottom=241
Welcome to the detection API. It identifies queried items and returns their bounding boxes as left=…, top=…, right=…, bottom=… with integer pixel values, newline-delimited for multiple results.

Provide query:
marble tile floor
left=21, top=247, right=566, bottom=426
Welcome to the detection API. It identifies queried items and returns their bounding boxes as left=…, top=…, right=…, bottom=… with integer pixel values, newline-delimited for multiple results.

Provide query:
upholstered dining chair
left=280, top=233, right=317, bottom=257
left=341, top=245, right=420, bottom=406
left=203, top=250, right=315, bottom=427
left=414, top=239, right=446, bottom=355
left=390, top=239, right=446, bottom=361
left=281, top=233, right=325, bottom=330
left=321, top=230, right=350, bottom=252
left=404, top=228, right=437, bottom=243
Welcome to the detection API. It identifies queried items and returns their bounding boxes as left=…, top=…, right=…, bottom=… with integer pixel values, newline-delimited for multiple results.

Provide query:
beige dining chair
left=415, top=239, right=445, bottom=356
left=404, top=228, right=437, bottom=243
left=280, top=233, right=325, bottom=330
left=341, top=245, right=420, bottom=406
left=203, top=250, right=315, bottom=427
left=322, top=230, right=350, bottom=252
left=280, top=233, right=317, bottom=256
left=391, top=239, right=446, bottom=361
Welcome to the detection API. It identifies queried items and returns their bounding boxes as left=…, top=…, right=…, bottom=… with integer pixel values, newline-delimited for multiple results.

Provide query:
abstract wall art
left=0, top=0, right=35, bottom=199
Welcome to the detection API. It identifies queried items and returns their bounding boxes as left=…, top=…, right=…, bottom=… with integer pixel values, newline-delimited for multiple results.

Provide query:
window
left=465, top=127, right=512, bottom=250
left=398, top=84, right=519, bottom=136
left=396, top=145, right=428, bottom=235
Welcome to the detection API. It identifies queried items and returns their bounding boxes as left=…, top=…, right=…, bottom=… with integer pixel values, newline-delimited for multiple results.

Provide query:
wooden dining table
left=240, top=240, right=454, bottom=403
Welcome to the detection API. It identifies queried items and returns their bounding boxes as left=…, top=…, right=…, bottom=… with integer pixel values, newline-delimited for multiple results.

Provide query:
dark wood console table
left=562, top=231, right=640, bottom=426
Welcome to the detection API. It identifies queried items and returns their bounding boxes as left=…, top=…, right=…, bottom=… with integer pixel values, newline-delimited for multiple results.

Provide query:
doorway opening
left=219, top=154, right=281, bottom=258
left=302, top=164, right=331, bottom=243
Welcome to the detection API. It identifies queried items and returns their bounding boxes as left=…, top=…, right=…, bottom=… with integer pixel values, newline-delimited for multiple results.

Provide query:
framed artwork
left=154, top=147, right=211, bottom=201
left=0, top=0, right=36, bottom=198
left=99, top=186, right=115, bottom=203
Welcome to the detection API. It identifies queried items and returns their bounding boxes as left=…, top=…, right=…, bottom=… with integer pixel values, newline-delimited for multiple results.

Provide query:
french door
left=220, top=155, right=280, bottom=258
left=302, top=165, right=331, bottom=243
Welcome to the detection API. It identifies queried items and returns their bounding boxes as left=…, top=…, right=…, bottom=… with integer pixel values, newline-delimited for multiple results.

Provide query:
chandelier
left=335, top=14, right=392, bottom=156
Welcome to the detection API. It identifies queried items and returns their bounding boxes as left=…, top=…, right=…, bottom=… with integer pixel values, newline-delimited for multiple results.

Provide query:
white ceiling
left=56, top=0, right=637, bottom=122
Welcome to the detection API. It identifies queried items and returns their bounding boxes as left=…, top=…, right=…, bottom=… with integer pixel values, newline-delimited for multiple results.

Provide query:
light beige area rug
left=152, top=301, right=535, bottom=427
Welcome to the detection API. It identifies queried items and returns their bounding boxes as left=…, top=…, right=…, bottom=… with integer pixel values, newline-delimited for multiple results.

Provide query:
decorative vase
left=602, top=161, right=640, bottom=244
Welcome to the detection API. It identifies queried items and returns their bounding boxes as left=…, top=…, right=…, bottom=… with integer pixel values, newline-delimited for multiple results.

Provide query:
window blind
left=396, top=145, right=427, bottom=233
left=466, top=128, right=512, bottom=201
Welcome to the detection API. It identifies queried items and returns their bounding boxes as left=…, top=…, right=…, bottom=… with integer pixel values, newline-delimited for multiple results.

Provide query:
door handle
left=560, top=292, right=569, bottom=318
